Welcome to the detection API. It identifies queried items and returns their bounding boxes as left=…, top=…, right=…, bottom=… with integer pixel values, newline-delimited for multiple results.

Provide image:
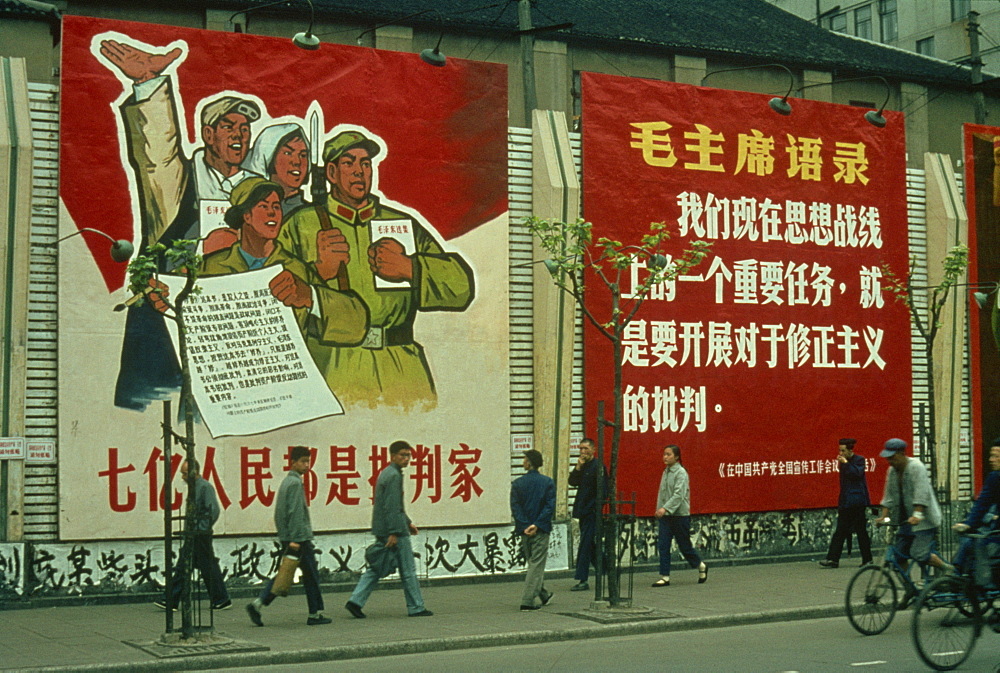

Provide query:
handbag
left=365, top=541, right=399, bottom=579
left=271, top=548, right=301, bottom=597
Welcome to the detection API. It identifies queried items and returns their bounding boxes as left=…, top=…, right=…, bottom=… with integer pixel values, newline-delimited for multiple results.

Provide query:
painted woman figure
left=201, top=177, right=283, bottom=276
left=652, top=444, right=708, bottom=587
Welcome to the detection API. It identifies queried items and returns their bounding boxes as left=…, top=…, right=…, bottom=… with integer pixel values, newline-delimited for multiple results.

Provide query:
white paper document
left=160, top=266, right=343, bottom=437
left=370, top=219, right=415, bottom=289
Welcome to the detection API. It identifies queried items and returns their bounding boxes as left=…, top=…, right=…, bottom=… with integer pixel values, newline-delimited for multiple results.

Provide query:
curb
left=14, top=603, right=845, bottom=673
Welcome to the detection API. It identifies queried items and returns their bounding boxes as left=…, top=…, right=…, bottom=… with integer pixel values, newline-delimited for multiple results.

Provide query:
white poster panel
left=58, top=19, right=511, bottom=541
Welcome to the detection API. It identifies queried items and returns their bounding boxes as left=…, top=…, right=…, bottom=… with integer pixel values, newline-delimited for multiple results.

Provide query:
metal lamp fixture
left=910, top=280, right=999, bottom=309
left=973, top=282, right=1000, bottom=309
left=700, top=63, right=796, bottom=116
left=357, top=9, right=447, bottom=66
left=292, top=0, right=319, bottom=50
left=52, top=228, right=133, bottom=263
left=229, top=0, right=320, bottom=51
left=797, top=75, right=891, bottom=128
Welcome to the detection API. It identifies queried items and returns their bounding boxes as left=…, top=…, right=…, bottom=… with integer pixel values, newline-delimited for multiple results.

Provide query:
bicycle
left=910, top=529, right=1000, bottom=671
left=845, top=523, right=931, bottom=635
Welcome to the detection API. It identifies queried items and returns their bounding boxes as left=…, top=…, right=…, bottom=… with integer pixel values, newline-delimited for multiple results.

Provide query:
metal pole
left=162, top=400, right=173, bottom=634
left=593, top=400, right=606, bottom=602
left=517, top=0, right=537, bottom=126
left=969, top=11, right=986, bottom=125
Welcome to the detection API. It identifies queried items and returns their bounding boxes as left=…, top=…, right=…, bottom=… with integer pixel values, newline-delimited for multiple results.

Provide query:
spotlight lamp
left=229, top=0, right=321, bottom=51
left=700, top=63, right=796, bottom=117
left=51, top=228, right=133, bottom=263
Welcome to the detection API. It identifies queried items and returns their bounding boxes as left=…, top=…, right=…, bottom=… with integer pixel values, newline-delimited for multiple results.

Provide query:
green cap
left=200, top=96, right=261, bottom=128
left=228, top=177, right=280, bottom=208
left=322, top=130, right=381, bottom=164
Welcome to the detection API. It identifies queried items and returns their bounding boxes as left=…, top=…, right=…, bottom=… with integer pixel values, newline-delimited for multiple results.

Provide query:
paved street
left=2, top=559, right=966, bottom=672
left=217, top=616, right=1000, bottom=673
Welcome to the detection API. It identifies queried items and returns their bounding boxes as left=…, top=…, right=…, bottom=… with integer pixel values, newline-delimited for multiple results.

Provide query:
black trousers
left=826, top=504, right=872, bottom=564
left=168, top=534, right=229, bottom=607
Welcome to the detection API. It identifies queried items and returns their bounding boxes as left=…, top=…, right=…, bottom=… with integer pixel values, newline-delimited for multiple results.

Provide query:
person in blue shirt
left=568, top=438, right=605, bottom=592
left=952, top=440, right=1000, bottom=575
left=819, top=438, right=873, bottom=568
left=511, top=449, right=555, bottom=610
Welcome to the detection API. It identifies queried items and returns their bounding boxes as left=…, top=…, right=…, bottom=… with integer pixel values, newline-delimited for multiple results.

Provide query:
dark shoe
left=539, top=590, right=553, bottom=606
left=211, top=599, right=232, bottom=611
left=520, top=604, right=541, bottom=611
left=698, top=564, right=709, bottom=584
left=651, top=578, right=670, bottom=587
left=307, top=615, right=332, bottom=625
left=245, top=603, right=263, bottom=627
left=154, top=600, right=177, bottom=612
left=570, top=581, right=589, bottom=592
left=818, top=560, right=839, bottom=569
left=344, top=601, right=366, bottom=619
left=408, top=609, right=434, bottom=617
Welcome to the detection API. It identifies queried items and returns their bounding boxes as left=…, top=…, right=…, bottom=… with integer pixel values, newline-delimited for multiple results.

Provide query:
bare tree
left=525, top=216, right=709, bottom=604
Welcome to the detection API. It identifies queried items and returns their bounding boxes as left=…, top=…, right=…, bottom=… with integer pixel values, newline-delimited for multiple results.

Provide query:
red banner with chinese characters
left=965, top=123, right=1000, bottom=489
left=582, top=72, right=911, bottom=515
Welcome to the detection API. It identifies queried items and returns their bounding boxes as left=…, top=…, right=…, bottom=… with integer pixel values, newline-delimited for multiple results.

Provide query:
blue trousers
left=349, top=535, right=426, bottom=615
left=657, top=515, right=702, bottom=576
left=574, top=515, right=596, bottom=582
left=259, top=540, right=324, bottom=614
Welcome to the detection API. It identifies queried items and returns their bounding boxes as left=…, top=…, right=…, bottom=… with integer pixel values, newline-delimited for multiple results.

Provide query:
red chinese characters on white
left=98, top=443, right=487, bottom=513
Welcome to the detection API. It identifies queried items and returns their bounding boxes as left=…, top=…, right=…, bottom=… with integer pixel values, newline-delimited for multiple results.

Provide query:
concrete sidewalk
left=1, top=560, right=857, bottom=672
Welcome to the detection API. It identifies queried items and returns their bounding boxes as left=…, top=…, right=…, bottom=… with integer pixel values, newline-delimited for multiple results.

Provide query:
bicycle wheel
left=911, top=575, right=981, bottom=671
left=845, top=564, right=898, bottom=635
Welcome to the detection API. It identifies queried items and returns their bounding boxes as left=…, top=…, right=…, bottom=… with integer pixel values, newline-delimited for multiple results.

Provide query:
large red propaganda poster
left=57, top=16, right=512, bottom=539
left=582, top=72, right=911, bottom=515
left=965, top=123, right=1000, bottom=487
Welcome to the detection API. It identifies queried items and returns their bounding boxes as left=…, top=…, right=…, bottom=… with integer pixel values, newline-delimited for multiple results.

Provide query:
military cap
left=322, top=130, right=381, bottom=164
left=200, top=96, right=261, bottom=128
left=228, top=176, right=281, bottom=208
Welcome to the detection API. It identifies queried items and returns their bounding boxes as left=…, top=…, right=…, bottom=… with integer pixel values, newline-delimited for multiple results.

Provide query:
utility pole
left=969, top=10, right=986, bottom=124
left=518, top=0, right=537, bottom=126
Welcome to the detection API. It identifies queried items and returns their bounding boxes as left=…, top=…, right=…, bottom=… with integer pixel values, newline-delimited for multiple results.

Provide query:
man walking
left=155, top=459, right=230, bottom=611
left=345, top=441, right=433, bottom=618
left=246, top=446, right=331, bottom=627
left=511, top=449, right=555, bottom=611
left=568, top=438, right=603, bottom=592
left=819, top=438, right=873, bottom=568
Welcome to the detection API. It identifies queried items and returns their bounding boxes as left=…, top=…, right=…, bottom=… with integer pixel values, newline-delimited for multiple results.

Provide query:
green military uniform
left=273, top=193, right=474, bottom=409
left=201, top=243, right=256, bottom=276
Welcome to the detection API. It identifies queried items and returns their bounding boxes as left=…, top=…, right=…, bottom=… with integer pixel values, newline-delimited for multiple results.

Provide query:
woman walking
left=653, top=444, right=708, bottom=587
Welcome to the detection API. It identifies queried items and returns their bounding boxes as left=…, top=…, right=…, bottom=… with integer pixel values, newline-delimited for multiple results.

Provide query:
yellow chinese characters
left=630, top=120, right=869, bottom=186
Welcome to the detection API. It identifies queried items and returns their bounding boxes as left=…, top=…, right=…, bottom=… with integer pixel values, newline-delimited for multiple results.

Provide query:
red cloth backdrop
left=582, top=72, right=911, bottom=515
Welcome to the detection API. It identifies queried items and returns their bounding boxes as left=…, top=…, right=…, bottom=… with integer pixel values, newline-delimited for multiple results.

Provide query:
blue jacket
left=511, top=469, right=555, bottom=534
left=838, top=452, right=871, bottom=510
left=569, top=458, right=605, bottom=519
left=963, top=470, right=1000, bottom=530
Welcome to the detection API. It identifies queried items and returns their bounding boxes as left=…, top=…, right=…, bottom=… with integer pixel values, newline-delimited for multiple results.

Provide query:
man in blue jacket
left=820, top=438, right=873, bottom=568
left=952, top=439, right=1000, bottom=574
left=511, top=449, right=556, bottom=610
left=568, top=438, right=604, bottom=591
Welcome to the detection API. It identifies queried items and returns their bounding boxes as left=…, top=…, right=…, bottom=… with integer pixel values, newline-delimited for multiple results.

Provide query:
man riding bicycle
left=877, top=438, right=951, bottom=577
